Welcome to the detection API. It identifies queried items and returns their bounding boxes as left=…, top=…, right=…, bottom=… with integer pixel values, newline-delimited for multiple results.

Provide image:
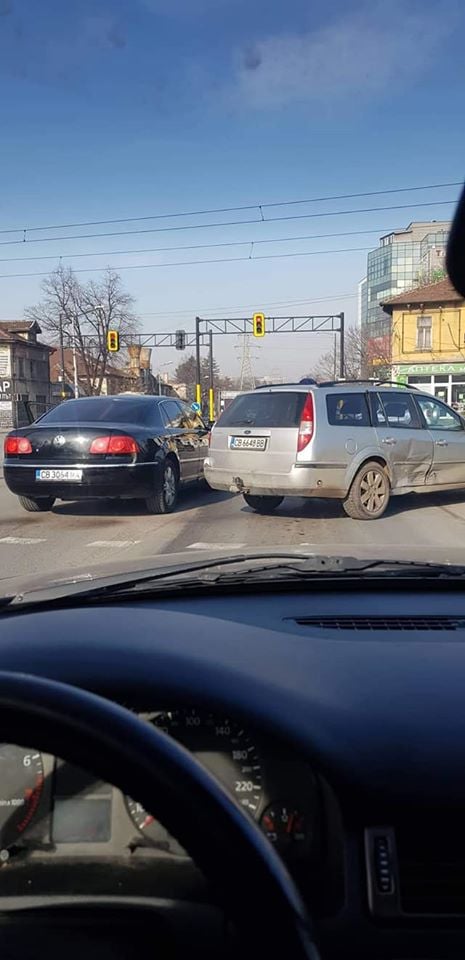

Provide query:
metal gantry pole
left=208, top=329, right=214, bottom=422
left=195, top=316, right=202, bottom=405
left=339, top=312, right=345, bottom=379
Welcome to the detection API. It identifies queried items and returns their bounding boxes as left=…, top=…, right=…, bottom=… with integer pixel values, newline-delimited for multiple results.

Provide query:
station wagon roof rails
left=318, top=379, right=420, bottom=390
left=318, top=379, right=377, bottom=387
left=373, top=380, right=420, bottom=390
left=254, top=381, right=315, bottom=389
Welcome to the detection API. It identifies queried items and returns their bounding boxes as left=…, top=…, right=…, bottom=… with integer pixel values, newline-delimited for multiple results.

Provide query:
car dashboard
left=3, top=579, right=465, bottom=958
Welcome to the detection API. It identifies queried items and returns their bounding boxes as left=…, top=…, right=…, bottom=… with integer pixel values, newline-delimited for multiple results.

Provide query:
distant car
left=205, top=381, right=465, bottom=519
left=4, top=395, right=209, bottom=514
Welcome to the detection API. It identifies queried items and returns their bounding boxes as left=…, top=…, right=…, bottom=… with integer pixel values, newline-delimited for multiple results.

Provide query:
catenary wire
left=0, top=244, right=372, bottom=280
left=0, top=199, right=455, bottom=248
left=0, top=179, right=460, bottom=235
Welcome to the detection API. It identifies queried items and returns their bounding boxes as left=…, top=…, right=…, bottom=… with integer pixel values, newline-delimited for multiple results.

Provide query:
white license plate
left=229, top=436, right=267, bottom=450
left=35, top=469, right=83, bottom=482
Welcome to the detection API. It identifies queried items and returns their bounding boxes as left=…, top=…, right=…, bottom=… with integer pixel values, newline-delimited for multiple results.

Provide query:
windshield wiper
left=4, top=554, right=465, bottom=609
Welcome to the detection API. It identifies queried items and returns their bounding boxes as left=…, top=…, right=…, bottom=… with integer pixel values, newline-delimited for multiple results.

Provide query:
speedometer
left=0, top=746, right=44, bottom=849
left=126, top=709, right=263, bottom=845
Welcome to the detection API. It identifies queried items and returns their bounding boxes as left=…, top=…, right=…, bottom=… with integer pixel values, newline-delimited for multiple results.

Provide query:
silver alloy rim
left=359, top=469, right=386, bottom=514
left=164, top=464, right=176, bottom=506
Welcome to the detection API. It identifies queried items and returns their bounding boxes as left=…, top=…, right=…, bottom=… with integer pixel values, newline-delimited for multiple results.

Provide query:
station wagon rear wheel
left=343, top=461, right=390, bottom=520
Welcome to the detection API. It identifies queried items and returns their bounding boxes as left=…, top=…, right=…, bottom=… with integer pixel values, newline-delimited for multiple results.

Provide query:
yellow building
left=382, top=277, right=465, bottom=408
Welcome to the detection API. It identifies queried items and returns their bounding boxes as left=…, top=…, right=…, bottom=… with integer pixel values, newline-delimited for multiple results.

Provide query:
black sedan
left=3, top=394, right=210, bottom=514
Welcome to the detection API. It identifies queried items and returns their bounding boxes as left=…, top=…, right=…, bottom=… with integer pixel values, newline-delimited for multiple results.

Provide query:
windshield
left=1, top=0, right=465, bottom=586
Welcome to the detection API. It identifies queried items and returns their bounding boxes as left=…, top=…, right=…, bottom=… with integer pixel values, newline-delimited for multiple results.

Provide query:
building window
left=17, top=358, right=24, bottom=378
left=416, top=316, right=432, bottom=351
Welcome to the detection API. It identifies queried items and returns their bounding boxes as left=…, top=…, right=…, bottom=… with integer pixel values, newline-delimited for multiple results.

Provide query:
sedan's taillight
left=4, top=436, right=32, bottom=455
left=89, top=435, right=139, bottom=455
left=297, top=394, right=314, bottom=452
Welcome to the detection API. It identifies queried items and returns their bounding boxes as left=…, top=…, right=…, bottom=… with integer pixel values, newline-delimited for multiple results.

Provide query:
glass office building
left=361, top=222, right=450, bottom=339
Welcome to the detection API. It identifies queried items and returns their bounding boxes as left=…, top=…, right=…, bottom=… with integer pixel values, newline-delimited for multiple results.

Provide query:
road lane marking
left=187, top=542, right=247, bottom=549
left=87, top=540, right=141, bottom=547
left=0, top=536, right=46, bottom=545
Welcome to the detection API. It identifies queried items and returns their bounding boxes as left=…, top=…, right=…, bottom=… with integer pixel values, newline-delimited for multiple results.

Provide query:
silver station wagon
left=204, top=381, right=465, bottom=519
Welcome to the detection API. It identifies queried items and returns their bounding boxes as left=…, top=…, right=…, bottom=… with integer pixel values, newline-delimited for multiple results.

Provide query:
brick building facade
left=0, top=321, right=53, bottom=430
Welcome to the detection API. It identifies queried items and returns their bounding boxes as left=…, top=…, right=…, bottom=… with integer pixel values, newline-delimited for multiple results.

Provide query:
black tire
left=18, top=495, right=55, bottom=513
left=243, top=494, right=284, bottom=514
left=343, top=460, right=390, bottom=520
left=146, top=459, right=179, bottom=515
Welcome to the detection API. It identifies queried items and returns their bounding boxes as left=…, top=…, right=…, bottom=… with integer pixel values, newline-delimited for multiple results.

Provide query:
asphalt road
left=1, top=476, right=465, bottom=582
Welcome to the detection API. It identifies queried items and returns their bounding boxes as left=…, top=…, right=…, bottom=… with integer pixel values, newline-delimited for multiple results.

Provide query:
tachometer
left=0, top=746, right=44, bottom=849
left=126, top=709, right=263, bottom=846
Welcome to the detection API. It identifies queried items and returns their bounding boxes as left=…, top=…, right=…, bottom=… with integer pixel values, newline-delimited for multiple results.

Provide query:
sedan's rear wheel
left=146, top=460, right=179, bottom=515
left=18, top=495, right=55, bottom=513
left=243, top=494, right=284, bottom=514
left=343, top=461, right=389, bottom=520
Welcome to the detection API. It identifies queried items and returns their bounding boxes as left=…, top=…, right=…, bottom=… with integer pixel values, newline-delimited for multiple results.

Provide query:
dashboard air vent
left=291, top=616, right=465, bottom=631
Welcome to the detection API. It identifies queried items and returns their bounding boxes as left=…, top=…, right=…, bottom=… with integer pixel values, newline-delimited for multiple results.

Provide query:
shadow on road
left=240, top=489, right=465, bottom=521
left=50, top=485, right=233, bottom=518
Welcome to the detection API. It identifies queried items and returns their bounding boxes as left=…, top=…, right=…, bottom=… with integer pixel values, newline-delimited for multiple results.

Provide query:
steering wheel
left=0, top=672, right=319, bottom=960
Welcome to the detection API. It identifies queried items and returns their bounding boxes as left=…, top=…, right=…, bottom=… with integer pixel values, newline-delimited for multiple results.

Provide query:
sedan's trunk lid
left=6, top=423, right=138, bottom=463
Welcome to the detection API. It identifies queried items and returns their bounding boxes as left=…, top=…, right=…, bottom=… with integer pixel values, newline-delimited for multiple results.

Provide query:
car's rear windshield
left=38, top=398, right=157, bottom=425
left=217, top=391, right=307, bottom=428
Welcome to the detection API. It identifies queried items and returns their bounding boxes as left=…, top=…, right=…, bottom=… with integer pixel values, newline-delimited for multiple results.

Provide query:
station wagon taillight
left=89, top=435, right=139, bottom=455
left=297, top=394, right=314, bottom=452
left=4, top=436, right=32, bottom=455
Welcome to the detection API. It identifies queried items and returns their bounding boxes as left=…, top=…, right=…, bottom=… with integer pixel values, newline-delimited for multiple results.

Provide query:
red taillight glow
left=89, top=435, right=139, bottom=455
left=4, top=436, right=32, bottom=455
left=297, top=394, right=314, bottom=453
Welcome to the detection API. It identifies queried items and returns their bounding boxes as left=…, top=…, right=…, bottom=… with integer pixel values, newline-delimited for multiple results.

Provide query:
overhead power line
left=6, top=293, right=358, bottom=323
left=0, top=244, right=372, bottom=280
left=0, top=198, right=455, bottom=249
left=135, top=292, right=357, bottom=318
left=0, top=226, right=398, bottom=264
left=0, top=179, right=460, bottom=236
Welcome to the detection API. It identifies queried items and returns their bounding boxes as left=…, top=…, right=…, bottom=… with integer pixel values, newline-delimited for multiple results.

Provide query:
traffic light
left=253, top=312, right=265, bottom=337
left=175, top=329, right=186, bottom=350
left=107, top=330, right=120, bottom=353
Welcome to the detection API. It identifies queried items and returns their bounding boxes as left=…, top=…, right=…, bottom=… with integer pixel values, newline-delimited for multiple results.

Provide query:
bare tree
left=25, top=265, right=140, bottom=395
left=305, top=326, right=392, bottom=382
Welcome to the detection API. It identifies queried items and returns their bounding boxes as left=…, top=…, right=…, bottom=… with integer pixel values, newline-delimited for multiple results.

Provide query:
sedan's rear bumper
left=3, top=461, right=162, bottom=500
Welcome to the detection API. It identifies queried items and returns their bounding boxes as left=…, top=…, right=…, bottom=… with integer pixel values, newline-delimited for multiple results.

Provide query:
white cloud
left=234, top=3, right=457, bottom=108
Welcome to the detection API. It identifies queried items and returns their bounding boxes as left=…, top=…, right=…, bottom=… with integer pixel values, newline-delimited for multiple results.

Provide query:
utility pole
left=72, top=315, right=79, bottom=399
left=58, top=312, right=66, bottom=399
left=339, top=312, right=345, bottom=380
left=208, top=330, right=214, bottom=422
left=195, top=316, right=202, bottom=406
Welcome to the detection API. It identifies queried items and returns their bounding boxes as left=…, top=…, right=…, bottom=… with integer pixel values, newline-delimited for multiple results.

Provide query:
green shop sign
left=392, top=362, right=465, bottom=378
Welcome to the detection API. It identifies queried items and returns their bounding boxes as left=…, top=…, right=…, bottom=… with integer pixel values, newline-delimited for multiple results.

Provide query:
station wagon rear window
left=326, top=393, right=370, bottom=426
left=217, top=392, right=307, bottom=428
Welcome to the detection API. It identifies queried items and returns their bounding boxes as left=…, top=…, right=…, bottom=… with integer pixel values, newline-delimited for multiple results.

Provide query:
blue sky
left=0, top=0, right=463, bottom=379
